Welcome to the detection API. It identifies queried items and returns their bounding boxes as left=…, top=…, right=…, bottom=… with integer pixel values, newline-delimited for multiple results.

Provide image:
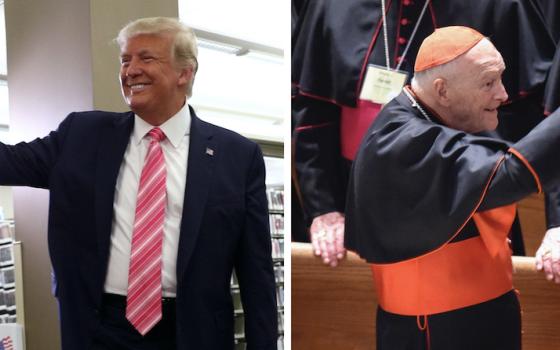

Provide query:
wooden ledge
left=292, top=243, right=560, bottom=350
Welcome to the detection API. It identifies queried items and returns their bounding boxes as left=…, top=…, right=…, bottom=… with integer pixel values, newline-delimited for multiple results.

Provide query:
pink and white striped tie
left=126, top=127, right=167, bottom=335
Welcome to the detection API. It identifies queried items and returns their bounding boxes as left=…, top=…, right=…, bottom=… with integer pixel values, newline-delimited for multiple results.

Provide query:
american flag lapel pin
left=206, top=147, right=214, bottom=156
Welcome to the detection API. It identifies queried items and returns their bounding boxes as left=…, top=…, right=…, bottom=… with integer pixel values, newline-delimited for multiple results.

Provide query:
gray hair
left=117, top=17, right=198, bottom=97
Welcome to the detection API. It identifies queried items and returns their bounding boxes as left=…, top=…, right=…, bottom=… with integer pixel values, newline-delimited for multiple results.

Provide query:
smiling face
left=444, top=39, right=508, bottom=132
left=119, top=33, right=191, bottom=125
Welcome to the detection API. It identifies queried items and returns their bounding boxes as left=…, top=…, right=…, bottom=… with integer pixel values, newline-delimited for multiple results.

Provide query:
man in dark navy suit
left=0, top=17, right=277, bottom=350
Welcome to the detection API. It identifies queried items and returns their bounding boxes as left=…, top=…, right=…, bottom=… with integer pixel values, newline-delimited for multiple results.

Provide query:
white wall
left=0, top=186, right=12, bottom=219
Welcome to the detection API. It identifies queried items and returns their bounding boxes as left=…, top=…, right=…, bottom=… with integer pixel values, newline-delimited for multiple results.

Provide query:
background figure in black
left=535, top=0, right=560, bottom=43
left=291, top=0, right=310, bottom=243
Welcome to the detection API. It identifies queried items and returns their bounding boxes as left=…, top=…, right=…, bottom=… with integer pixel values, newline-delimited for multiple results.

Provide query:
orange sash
left=371, top=204, right=516, bottom=315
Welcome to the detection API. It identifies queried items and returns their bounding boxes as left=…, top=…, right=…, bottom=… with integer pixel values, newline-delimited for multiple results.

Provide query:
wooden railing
left=292, top=242, right=560, bottom=350
left=518, top=193, right=546, bottom=256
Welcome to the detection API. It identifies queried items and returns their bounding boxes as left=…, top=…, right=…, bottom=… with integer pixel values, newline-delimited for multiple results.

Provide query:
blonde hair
left=117, top=17, right=198, bottom=97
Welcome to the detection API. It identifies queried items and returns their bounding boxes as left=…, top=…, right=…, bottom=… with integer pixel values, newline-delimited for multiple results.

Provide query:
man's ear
left=178, top=67, right=193, bottom=87
left=433, top=78, right=451, bottom=107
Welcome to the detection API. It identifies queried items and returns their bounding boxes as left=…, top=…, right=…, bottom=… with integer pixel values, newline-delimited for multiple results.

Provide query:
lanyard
left=380, top=0, right=431, bottom=71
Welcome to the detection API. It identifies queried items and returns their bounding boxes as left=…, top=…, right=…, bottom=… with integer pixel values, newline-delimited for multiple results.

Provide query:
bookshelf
left=268, top=185, right=284, bottom=350
left=0, top=221, right=16, bottom=324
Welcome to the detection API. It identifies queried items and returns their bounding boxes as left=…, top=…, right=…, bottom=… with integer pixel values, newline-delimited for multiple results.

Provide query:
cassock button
left=401, top=18, right=409, bottom=25
left=398, top=37, right=407, bottom=45
left=403, top=0, right=412, bottom=5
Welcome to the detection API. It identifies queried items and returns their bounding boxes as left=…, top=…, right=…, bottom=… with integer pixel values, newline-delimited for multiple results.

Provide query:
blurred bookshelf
left=0, top=221, right=17, bottom=324
left=0, top=219, right=25, bottom=349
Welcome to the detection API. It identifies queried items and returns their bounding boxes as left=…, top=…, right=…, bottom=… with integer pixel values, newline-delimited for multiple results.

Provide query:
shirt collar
left=132, top=104, right=191, bottom=148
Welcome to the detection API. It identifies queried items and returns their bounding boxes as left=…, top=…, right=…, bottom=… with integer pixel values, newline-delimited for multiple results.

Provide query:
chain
left=380, top=0, right=431, bottom=71
left=403, top=87, right=432, bottom=121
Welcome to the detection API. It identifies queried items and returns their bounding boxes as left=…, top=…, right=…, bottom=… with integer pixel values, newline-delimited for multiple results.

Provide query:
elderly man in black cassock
left=346, top=26, right=560, bottom=350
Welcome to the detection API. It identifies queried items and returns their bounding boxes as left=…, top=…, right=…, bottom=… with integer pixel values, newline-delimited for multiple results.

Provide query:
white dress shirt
left=104, top=105, right=190, bottom=297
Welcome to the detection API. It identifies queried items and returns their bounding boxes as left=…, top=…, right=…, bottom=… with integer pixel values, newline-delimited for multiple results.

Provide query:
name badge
left=359, top=65, right=408, bottom=104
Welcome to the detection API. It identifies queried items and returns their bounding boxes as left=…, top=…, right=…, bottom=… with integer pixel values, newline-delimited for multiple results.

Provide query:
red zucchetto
left=414, top=26, right=485, bottom=72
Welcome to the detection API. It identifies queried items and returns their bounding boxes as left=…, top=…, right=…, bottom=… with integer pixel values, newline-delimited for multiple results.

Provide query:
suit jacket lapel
left=176, top=107, right=215, bottom=281
left=94, top=113, right=134, bottom=271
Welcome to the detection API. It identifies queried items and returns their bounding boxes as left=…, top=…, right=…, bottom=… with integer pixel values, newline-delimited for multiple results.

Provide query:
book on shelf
left=274, top=265, right=284, bottom=283
left=269, top=214, right=284, bottom=236
left=271, top=239, right=284, bottom=259
left=266, top=187, right=284, bottom=211
left=276, top=285, right=284, bottom=307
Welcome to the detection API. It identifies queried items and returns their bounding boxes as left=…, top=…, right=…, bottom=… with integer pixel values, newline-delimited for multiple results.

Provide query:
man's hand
left=310, top=211, right=346, bottom=267
left=535, top=227, right=560, bottom=283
